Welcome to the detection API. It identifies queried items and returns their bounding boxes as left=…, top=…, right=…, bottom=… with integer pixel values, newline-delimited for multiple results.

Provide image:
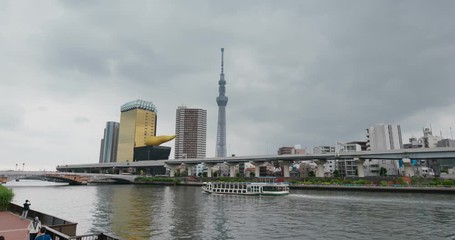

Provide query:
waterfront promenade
left=0, top=211, right=29, bottom=240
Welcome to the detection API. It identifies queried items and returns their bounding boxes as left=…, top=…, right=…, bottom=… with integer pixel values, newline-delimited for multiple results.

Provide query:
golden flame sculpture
left=145, top=135, right=176, bottom=146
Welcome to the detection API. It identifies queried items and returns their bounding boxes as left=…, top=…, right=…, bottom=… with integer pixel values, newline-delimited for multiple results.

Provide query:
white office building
left=365, top=124, right=403, bottom=176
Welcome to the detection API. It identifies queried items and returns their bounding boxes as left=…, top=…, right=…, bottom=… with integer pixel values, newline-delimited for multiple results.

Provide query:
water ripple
left=9, top=185, right=455, bottom=240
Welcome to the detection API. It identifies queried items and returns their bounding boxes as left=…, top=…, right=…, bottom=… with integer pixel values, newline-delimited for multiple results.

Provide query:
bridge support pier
left=315, top=160, right=326, bottom=178
left=279, top=161, right=291, bottom=178
left=251, top=162, right=263, bottom=177
left=402, top=158, right=414, bottom=177
left=185, top=163, right=198, bottom=177
left=226, top=162, right=237, bottom=177
left=204, top=163, right=216, bottom=178
left=356, top=158, right=365, bottom=178
left=165, top=164, right=179, bottom=177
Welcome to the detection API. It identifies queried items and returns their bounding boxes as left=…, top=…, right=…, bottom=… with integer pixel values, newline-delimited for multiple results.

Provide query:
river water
left=7, top=180, right=455, bottom=240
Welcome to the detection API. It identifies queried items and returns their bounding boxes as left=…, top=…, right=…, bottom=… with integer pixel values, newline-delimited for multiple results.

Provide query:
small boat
left=202, top=181, right=289, bottom=196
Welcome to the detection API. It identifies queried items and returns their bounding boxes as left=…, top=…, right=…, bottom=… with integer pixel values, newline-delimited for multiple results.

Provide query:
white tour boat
left=202, top=181, right=289, bottom=196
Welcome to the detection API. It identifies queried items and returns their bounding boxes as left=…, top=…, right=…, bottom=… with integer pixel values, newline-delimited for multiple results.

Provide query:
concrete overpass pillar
left=185, top=163, right=197, bottom=176
left=402, top=158, right=414, bottom=177
left=279, top=161, right=291, bottom=178
left=165, top=164, right=179, bottom=177
left=226, top=163, right=237, bottom=177
left=251, top=162, right=263, bottom=177
left=355, top=158, right=365, bottom=178
left=204, top=163, right=216, bottom=178
left=315, top=160, right=327, bottom=178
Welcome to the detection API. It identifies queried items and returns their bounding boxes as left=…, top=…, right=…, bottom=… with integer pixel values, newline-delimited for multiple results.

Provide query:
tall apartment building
left=365, top=124, right=403, bottom=176
left=366, top=124, right=403, bottom=151
left=99, top=121, right=119, bottom=163
left=174, top=106, right=207, bottom=159
left=117, top=100, right=157, bottom=163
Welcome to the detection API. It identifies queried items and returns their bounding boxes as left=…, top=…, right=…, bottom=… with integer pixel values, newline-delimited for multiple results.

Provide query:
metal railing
left=8, top=203, right=77, bottom=236
left=47, top=227, right=124, bottom=240
left=8, top=203, right=124, bottom=240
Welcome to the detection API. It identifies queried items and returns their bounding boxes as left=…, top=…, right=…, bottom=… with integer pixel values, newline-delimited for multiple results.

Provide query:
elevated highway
left=50, top=147, right=455, bottom=179
left=161, top=147, right=455, bottom=178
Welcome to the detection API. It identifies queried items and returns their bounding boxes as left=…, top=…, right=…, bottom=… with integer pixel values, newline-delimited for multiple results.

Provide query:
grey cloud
left=2, top=0, right=455, bottom=170
left=0, top=107, right=24, bottom=132
left=73, top=117, right=90, bottom=124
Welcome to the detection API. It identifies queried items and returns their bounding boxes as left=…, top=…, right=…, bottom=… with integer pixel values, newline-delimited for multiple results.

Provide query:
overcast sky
left=1, top=1, right=455, bottom=171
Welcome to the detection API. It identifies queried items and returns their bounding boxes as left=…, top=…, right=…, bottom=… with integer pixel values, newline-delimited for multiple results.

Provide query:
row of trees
left=135, top=176, right=180, bottom=184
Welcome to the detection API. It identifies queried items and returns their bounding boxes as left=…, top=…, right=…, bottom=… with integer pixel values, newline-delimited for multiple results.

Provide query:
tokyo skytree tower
left=216, top=48, right=228, bottom=157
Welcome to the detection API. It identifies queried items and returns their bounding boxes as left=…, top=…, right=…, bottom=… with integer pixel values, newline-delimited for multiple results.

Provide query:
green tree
left=379, top=167, right=387, bottom=177
left=0, top=186, right=14, bottom=211
left=333, top=170, right=340, bottom=178
left=309, top=171, right=316, bottom=178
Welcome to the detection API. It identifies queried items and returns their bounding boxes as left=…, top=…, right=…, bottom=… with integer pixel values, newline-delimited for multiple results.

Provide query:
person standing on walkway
left=28, top=216, right=41, bottom=240
left=21, top=200, right=31, bottom=220
left=35, top=227, right=52, bottom=240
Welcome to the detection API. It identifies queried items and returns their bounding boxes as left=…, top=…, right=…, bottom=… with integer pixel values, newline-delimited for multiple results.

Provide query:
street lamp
left=15, top=164, right=18, bottom=171
left=22, top=163, right=25, bottom=171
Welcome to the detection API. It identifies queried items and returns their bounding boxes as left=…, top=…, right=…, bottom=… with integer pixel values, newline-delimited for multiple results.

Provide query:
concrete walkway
left=0, top=211, right=30, bottom=240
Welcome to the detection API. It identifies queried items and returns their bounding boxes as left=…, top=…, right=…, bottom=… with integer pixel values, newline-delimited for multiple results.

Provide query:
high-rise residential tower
left=366, top=124, right=403, bottom=151
left=174, top=106, right=207, bottom=159
left=99, top=121, right=119, bottom=163
left=117, top=99, right=157, bottom=163
left=216, top=48, right=228, bottom=157
left=365, top=124, right=403, bottom=176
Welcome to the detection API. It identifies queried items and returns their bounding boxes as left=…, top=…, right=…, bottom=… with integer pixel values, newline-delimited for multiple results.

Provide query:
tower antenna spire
left=216, top=48, right=228, bottom=159
left=221, top=48, right=224, bottom=74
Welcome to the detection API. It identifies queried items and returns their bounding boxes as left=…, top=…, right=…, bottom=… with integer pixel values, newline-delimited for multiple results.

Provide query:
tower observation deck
left=216, top=48, right=228, bottom=157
